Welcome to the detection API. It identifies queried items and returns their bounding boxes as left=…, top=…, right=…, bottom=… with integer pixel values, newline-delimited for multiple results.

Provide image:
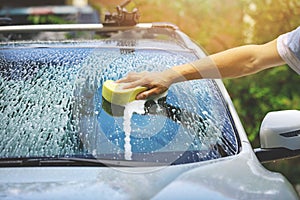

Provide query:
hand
left=116, top=71, right=173, bottom=100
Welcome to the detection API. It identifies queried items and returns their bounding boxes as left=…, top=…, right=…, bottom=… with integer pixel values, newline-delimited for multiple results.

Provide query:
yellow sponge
left=102, top=80, right=147, bottom=106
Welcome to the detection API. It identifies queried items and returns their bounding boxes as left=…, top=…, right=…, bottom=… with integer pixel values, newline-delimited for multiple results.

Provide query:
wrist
left=163, top=67, right=187, bottom=85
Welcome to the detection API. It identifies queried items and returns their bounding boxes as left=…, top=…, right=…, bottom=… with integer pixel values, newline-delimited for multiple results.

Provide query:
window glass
left=0, top=43, right=238, bottom=165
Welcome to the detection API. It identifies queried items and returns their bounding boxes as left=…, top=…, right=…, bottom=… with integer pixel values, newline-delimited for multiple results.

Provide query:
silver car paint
left=0, top=143, right=298, bottom=199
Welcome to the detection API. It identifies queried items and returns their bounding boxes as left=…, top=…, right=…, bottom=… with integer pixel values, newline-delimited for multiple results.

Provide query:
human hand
left=116, top=71, right=173, bottom=100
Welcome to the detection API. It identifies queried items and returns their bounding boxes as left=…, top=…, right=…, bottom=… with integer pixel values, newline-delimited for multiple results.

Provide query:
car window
left=0, top=41, right=239, bottom=166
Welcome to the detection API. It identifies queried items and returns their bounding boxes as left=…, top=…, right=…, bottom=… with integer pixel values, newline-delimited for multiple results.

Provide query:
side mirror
left=254, top=110, right=300, bottom=163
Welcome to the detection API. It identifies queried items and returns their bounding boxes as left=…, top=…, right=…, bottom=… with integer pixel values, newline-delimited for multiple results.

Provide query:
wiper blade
left=62, top=157, right=168, bottom=167
left=0, top=156, right=168, bottom=167
left=0, top=157, right=106, bottom=167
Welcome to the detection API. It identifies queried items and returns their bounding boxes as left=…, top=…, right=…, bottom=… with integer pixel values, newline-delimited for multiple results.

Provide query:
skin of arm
left=116, top=39, right=286, bottom=99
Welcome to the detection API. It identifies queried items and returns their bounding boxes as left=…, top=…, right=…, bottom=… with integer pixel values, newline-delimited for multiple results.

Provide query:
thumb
left=136, top=90, right=150, bottom=100
left=136, top=87, right=167, bottom=100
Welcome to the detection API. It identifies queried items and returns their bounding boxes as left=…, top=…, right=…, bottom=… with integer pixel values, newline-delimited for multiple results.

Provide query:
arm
left=171, top=39, right=285, bottom=80
left=117, top=39, right=286, bottom=99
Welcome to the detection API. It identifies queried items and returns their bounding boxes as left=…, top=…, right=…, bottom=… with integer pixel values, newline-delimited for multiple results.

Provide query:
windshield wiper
left=0, top=156, right=105, bottom=167
left=0, top=156, right=168, bottom=167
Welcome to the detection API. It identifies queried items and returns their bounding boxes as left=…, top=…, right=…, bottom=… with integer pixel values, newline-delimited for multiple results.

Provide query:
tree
left=136, top=0, right=245, bottom=53
left=225, top=0, right=300, bottom=145
left=225, top=0, right=300, bottom=188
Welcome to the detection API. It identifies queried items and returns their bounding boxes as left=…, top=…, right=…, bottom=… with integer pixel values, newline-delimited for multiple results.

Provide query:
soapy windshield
left=0, top=42, right=238, bottom=165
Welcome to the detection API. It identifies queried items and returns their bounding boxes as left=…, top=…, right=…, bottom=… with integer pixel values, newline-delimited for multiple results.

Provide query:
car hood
left=0, top=148, right=298, bottom=200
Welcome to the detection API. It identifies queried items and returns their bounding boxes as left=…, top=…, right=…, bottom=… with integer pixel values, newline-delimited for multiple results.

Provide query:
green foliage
left=27, top=15, right=74, bottom=25
left=224, top=66, right=300, bottom=146
left=243, top=0, right=300, bottom=43
left=224, top=0, right=300, bottom=186
left=136, top=0, right=246, bottom=53
left=224, top=0, right=300, bottom=143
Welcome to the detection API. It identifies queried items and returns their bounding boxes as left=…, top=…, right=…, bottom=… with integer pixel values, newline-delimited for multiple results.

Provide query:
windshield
left=0, top=41, right=238, bottom=166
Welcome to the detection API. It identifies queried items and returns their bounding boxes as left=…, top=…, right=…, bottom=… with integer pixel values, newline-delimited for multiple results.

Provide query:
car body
left=0, top=22, right=299, bottom=200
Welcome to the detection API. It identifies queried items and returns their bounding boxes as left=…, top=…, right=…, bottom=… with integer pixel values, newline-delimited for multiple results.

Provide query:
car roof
left=0, top=23, right=207, bottom=57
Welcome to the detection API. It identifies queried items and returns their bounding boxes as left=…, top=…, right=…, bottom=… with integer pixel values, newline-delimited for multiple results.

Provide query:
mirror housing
left=260, top=110, right=300, bottom=150
left=255, top=110, right=300, bottom=163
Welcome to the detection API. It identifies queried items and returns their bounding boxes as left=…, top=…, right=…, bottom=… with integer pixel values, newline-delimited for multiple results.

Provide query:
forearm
left=166, top=39, right=285, bottom=83
left=211, top=40, right=285, bottom=78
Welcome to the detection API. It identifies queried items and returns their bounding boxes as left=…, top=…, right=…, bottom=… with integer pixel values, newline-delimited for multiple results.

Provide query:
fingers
left=121, top=79, right=145, bottom=89
left=116, top=72, right=143, bottom=83
left=136, top=87, right=167, bottom=100
left=115, top=71, right=169, bottom=99
left=115, top=72, right=145, bottom=89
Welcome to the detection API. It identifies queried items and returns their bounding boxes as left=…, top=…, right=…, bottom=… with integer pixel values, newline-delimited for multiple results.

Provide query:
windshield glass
left=0, top=41, right=238, bottom=166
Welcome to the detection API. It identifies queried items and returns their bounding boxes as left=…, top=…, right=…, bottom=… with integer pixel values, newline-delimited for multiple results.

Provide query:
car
left=0, top=4, right=101, bottom=41
left=0, top=8, right=300, bottom=200
left=0, top=5, right=100, bottom=25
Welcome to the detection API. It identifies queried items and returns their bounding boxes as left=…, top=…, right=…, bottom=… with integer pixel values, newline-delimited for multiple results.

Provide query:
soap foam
left=123, top=100, right=146, bottom=160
